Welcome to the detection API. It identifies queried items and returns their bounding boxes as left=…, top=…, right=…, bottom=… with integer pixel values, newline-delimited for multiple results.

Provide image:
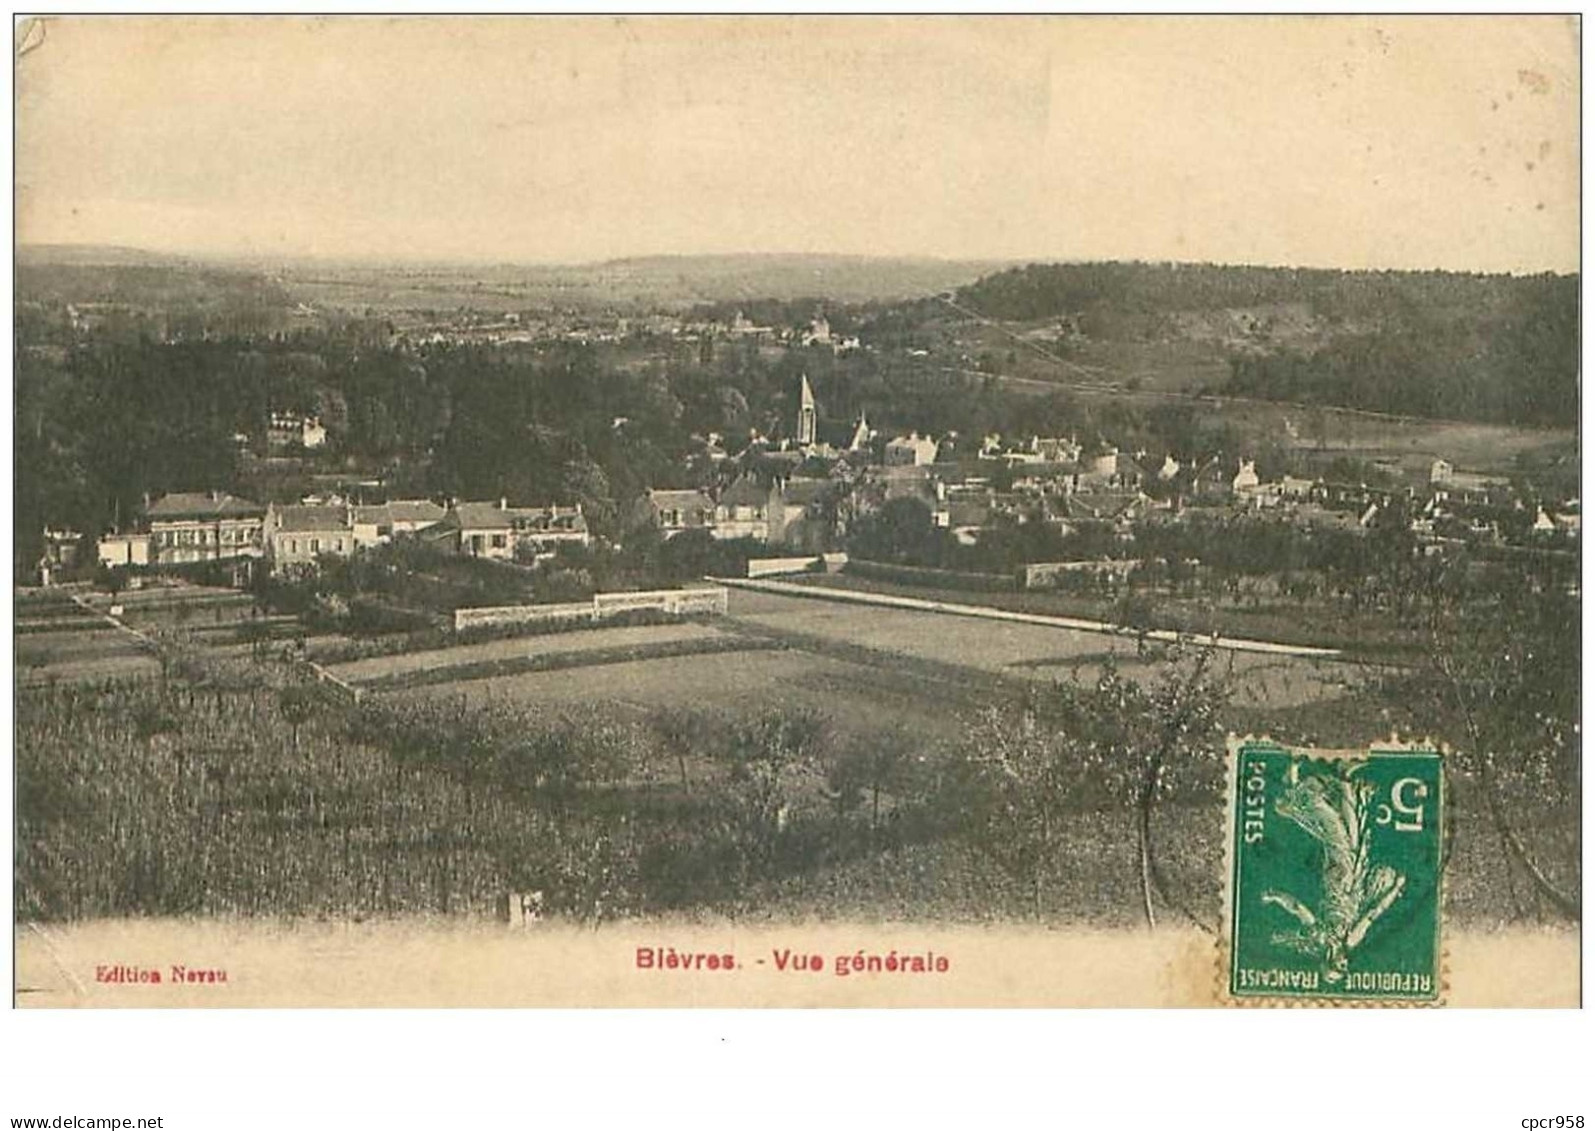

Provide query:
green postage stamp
left=1225, top=737, right=1445, bottom=1005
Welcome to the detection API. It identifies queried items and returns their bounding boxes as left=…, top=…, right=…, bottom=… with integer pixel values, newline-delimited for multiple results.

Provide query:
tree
left=651, top=706, right=726, bottom=794
left=277, top=683, right=324, bottom=756
left=949, top=650, right=1228, bottom=924
left=100, top=566, right=128, bottom=600
left=825, top=725, right=921, bottom=835
left=953, top=698, right=1089, bottom=920
left=1401, top=556, right=1580, bottom=920
left=848, top=497, right=941, bottom=566
left=238, top=613, right=274, bottom=662
left=717, top=709, right=826, bottom=868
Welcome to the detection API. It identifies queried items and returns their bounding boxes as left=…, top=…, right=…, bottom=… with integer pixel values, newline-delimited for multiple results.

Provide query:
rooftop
left=649, top=488, right=715, bottom=509
left=720, top=478, right=772, bottom=507
left=146, top=492, right=265, bottom=520
left=450, top=501, right=515, bottom=530
left=782, top=478, right=837, bottom=506
left=383, top=500, right=448, bottom=523
left=274, top=505, right=353, bottom=533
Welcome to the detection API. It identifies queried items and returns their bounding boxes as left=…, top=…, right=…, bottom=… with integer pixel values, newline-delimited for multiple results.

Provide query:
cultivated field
left=400, top=647, right=977, bottom=743
left=14, top=626, right=159, bottom=687
left=13, top=589, right=160, bottom=686
left=78, top=584, right=257, bottom=620
left=336, top=583, right=1366, bottom=745
left=327, top=621, right=726, bottom=686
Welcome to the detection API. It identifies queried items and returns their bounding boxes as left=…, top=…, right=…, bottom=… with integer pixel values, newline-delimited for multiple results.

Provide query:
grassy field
left=948, top=311, right=1574, bottom=471
left=725, top=586, right=1367, bottom=709
left=399, top=647, right=979, bottom=743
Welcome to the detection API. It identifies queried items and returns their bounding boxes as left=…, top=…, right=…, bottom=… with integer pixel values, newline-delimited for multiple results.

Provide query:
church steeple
left=798, top=374, right=817, bottom=446
left=848, top=411, right=871, bottom=452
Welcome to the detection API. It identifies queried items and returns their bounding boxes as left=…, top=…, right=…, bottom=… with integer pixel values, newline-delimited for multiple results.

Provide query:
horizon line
left=14, top=241, right=1581, bottom=280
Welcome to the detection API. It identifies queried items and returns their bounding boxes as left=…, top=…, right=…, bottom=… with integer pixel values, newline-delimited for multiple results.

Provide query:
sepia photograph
left=10, top=14, right=1580, bottom=1015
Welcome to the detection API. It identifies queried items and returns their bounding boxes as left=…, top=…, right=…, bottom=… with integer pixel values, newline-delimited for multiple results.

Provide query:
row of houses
left=640, top=475, right=839, bottom=551
left=95, top=493, right=590, bottom=577
left=61, top=374, right=1576, bottom=586
left=664, top=421, right=1578, bottom=557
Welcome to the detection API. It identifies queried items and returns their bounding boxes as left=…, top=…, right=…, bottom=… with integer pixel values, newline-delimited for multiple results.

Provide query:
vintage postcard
left=10, top=14, right=1580, bottom=1008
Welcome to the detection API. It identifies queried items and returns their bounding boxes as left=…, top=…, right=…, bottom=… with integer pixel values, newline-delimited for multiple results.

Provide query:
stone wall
left=454, top=586, right=728, bottom=631
left=1021, top=560, right=1138, bottom=589
left=746, top=556, right=823, bottom=578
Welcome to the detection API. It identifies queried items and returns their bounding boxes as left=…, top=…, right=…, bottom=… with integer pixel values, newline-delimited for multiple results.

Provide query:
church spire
left=798, top=374, right=816, bottom=446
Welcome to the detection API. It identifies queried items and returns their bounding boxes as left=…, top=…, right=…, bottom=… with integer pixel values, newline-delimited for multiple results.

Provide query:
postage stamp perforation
left=1219, top=734, right=1448, bottom=1008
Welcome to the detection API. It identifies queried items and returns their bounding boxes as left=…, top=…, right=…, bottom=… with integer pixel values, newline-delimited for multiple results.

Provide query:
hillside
left=950, top=262, right=1579, bottom=428
left=14, top=253, right=295, bottom=342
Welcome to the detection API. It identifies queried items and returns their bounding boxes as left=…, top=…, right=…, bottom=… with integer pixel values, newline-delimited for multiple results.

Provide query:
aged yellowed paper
left=13, top=15, right=1579, bottom=1010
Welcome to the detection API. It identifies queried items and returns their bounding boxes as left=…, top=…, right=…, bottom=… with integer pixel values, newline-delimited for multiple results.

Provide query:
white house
left=145, top=492, right=267, bottom=566
left=97, top=531, right=151, bottom=569
left=268, top=412, right=327, bottom=451
left=265, top=504, right=357, bottom=573
left=885, top=433, right=940, bottom=467
left=351, top=500, right=448, bottom=548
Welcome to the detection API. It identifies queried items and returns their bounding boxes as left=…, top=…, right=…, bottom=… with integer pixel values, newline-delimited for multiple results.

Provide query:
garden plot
left=117, top=597, right=260, bottom=631
left=14, top=625, right=159, bottom=686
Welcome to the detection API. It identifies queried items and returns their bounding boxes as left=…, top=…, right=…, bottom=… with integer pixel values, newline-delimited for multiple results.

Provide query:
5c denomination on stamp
left=1224, top=737, right=1445, bottom=1005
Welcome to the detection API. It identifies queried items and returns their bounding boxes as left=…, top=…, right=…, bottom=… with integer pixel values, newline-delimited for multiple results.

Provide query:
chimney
left=499, top=496, right=508, bottom=510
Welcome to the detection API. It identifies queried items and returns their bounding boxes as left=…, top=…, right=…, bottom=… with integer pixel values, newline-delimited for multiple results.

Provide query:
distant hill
left=15, top=261, right=290, bottom=310
left=576, top=254, right=1011, bottom=306
left=14, top=248, right=294, bottom=340
left=261, top=253, right=1010, bottom=313
left=16, top=243, right=190, bottom=268
left=18, top=247, right=1008, bottom=312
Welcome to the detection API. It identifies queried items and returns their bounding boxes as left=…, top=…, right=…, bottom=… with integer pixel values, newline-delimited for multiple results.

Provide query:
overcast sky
left=14, top=15, right=1580, bottom=273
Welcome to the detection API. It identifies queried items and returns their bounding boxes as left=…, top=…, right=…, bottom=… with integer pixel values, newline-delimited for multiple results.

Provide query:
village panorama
left=14, top=251, right=1579, bottom=937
